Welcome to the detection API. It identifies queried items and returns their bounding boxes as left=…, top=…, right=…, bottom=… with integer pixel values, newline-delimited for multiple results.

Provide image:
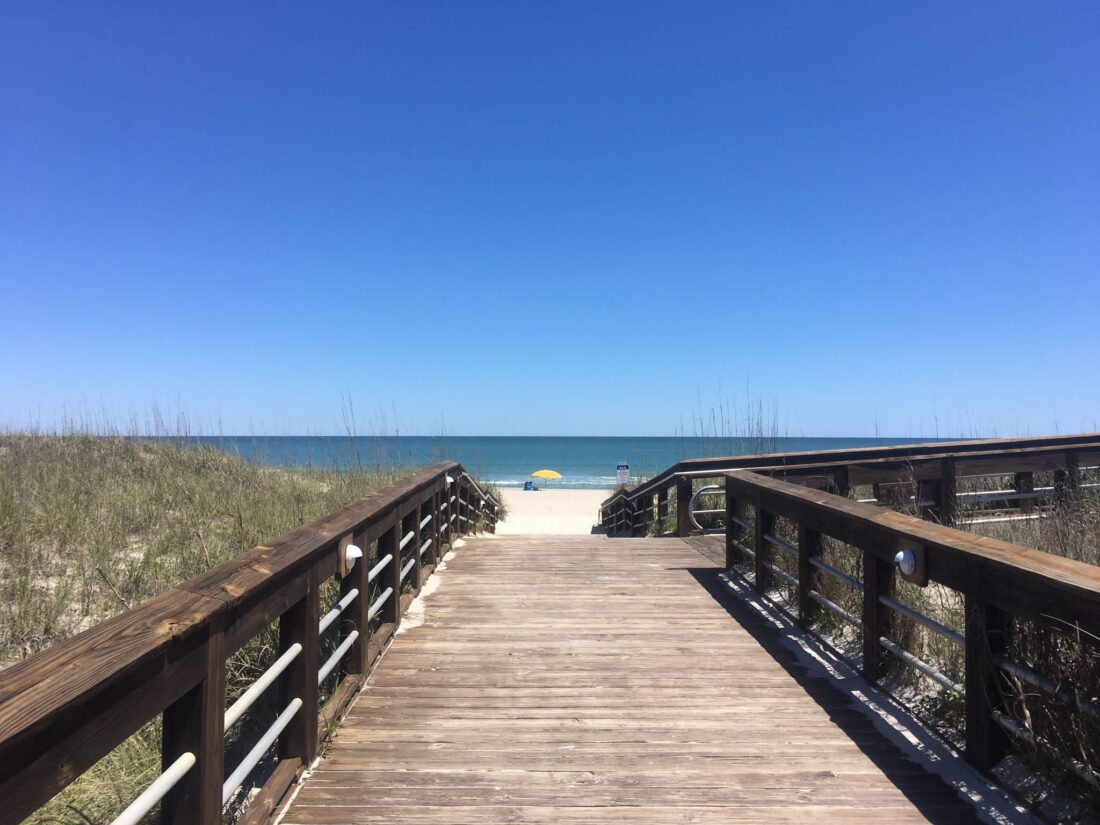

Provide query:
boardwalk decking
left=281, top=535, right=985, bottom=824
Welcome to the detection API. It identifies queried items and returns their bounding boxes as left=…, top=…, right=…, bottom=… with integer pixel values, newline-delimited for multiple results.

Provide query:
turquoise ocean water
left=190, top=436, right=949, bottom=490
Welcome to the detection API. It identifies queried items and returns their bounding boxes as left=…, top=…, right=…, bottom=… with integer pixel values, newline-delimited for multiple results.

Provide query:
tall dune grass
left=0, top=431, right=420, bottom=823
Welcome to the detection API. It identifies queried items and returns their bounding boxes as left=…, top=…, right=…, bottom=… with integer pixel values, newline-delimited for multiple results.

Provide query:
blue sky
left=2, top=2, right=1098, bottom=437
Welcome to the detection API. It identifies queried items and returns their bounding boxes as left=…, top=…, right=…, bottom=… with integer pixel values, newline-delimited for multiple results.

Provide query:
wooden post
left=429, top=490, right=441, bottom=566
left=1054, top=449, right=1080, bottom=509
left=917, top=477, right=939, bottom=521
left=797, top=524, right=822, bottom=628
left=450, top=476, right=461, bottom=538
left=633, top=497, right=648, bottom=537
left=676, top=477, right=693, bottom=537
left=1013, top=471, right=1034, bottom=514
left=724, top=480, right=741, bottom=570
left=455, top=486, right=464, bottom=537
left=964, top=594, right=1010, bottom=770
left=657, top=487, right=669, bottom=534
left=379, top=523, right=401, bottom=627
left=937, top=458, right=958, bottom=525
left=404, top=508, right=421, bottom=592
left=445, top=478, right=456, bottom=548
left=754, top=503, right=774, bottom=594
left=279, top=564, right=320, bottom=766
left=343, top=530, right=368, bottom=677
left=832, top=467, right=850, bottom=498
left=461, top=485, right=470, bottom=535
left=861, top=548, right=893, bottom=682
left=160, top=627, right=224, bottom=825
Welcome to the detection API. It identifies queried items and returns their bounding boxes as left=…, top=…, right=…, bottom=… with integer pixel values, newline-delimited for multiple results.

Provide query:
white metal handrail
left=222, top=698, right=302, bottom=805
left=419, top=538, right=431, bottom=557
left=367, top=587, right=393, bottom=622
left=809, top=555, right=864, bottom=592
left=878, top=595, right=964, bottom=646
left=400, top=557, right=415, bottom=582
left=110, top=752, right=195, bottom=825
left=686, top=488, right=721, bottom=532
left=879, top=636, right=960, bottom=692
left=319, top=588, right=359, bottom=634
left=318, top=630, right=360, bottom=684
left=399, top=530, right=415, bottom=550
left=223, top=643, right=302, bottom=731
left=368, top=554, right=392, bottom=583
left=763, top=532, right=799, bottom=557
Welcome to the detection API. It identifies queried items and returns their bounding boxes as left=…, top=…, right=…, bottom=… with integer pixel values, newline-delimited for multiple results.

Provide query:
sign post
left=616, top=461, right=630, bottom=487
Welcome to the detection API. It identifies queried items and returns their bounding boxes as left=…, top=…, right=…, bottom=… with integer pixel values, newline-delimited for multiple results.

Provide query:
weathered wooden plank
left=283, top=535, right=985, bottom=823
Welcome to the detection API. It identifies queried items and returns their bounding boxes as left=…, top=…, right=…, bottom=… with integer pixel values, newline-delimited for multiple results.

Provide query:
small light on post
left=345, top=543, right=363, bottom=568
left=338, top=533, right=363, bottom=578
left=894, top=548, right=916, bottom=576
left=893, top=541, right=928, bottom=586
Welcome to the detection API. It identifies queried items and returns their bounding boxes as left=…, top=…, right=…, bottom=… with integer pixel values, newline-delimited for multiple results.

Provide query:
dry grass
left=0, top=433, right=421, bottom=823
left=0, top=433, right=411, bottom=666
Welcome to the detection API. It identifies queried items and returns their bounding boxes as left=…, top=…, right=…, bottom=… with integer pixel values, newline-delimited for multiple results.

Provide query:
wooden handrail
left=725, top=470, right=1100, bottom=638
left=0, top=461, right=500, bottom=825
left=723, top=469, right=1100, bottom=774
left=600, top=432, right=1100, bottom=509
left=601, top=434, right=1099, bottom=534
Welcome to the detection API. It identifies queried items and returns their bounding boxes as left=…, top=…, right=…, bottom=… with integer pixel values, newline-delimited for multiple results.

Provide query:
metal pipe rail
left=223, top=643, right=302, bottom=731
left=993, top=712, right=1100, bottom=790
left=110, top=752, right=196, bottom=825
left=879, top=595, right=964, bottom=647
left=996, top=658, right=1100, bottom=723
left=809, top=590, right=860, bottom=627
left=723, top=467, right=1100, bottom=786
left=319, top=588, right=360, bottom=635
left=0, top=461, right=500, bottom=825
left=809, top=555, right=864, bottom=592
left=879, top=637, right=960, bottom=692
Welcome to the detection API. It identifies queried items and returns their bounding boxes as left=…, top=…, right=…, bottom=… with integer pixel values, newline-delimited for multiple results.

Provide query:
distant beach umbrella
left=531, top=469, right=562, bottom=480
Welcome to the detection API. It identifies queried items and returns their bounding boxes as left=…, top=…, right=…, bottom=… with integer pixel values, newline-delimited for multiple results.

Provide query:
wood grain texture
left=281, top=535, right=982, bottom=824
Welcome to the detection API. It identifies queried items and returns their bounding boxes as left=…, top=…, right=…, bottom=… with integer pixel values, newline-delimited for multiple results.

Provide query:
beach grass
left=0, top=432, right=437, bottom=822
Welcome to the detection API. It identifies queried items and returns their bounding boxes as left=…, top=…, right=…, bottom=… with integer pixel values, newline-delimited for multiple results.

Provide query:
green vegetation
left=0, top=433, right=462, bottom=823
left=0, top=434, right=411, bottom=665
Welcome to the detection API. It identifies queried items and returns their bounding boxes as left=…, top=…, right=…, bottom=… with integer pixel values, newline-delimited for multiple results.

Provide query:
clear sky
left=2, top=2, right=1098, bottom=437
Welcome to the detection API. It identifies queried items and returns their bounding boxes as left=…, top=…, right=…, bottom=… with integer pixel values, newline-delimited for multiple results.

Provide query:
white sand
left=495, top=489, right=610, bottom=535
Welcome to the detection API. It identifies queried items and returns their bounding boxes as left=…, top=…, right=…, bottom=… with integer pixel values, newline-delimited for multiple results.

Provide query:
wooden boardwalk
left=281, top=534, right=985, bottom=824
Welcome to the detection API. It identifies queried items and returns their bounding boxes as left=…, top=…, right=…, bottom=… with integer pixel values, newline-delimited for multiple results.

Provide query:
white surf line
left=718, top=572, right=1033, bottom=825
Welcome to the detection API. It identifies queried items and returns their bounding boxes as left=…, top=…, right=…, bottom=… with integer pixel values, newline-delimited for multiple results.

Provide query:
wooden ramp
left=281, top=535, right=984, bottom=824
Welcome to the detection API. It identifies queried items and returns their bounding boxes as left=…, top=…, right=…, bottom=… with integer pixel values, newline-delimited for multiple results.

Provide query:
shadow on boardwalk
left=683, top=545, right=1022, bottom=824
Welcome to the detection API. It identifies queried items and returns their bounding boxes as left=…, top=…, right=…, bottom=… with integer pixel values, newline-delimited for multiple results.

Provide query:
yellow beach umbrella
left=531, top=469, right=562, bottom=480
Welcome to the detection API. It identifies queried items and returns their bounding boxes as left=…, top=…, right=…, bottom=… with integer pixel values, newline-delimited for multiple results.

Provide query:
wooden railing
left=0, top=462, right=498, bottom=825
left=722, top=470, right=1100, bottom=781
left=600, top=433, right=1100, bottom=536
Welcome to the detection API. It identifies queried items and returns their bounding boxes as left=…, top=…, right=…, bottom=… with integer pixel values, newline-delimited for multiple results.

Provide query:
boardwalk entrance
left=281, top=534, right=986, bottom=824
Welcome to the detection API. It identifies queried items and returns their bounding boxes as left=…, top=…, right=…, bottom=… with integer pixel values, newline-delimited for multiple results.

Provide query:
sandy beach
left=495, top=489, right=609, bottom=534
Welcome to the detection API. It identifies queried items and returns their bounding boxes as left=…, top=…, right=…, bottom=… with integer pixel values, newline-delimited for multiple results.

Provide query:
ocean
left=188, top=435, right=949, bottom=490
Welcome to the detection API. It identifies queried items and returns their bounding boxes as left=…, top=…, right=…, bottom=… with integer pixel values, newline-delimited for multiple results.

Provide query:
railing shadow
left=680, top=560, right=1024, bottom=825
